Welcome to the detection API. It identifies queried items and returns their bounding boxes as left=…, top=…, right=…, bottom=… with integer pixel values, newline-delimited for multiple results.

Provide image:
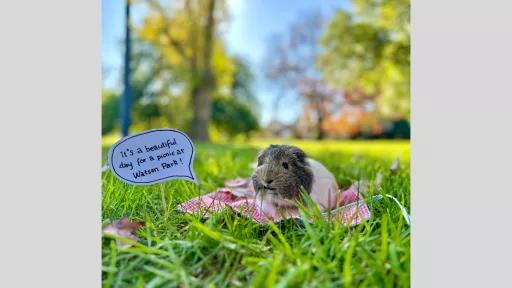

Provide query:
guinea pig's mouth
left=258, top=186, right=278, bottom=196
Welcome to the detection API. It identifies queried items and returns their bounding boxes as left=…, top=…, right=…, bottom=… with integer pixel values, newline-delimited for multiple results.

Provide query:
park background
left=102, top=0, right=410, bottom=286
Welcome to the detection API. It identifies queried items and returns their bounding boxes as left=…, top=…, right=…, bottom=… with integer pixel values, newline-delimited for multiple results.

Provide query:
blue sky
left=102, top=0, right=349, bottom=125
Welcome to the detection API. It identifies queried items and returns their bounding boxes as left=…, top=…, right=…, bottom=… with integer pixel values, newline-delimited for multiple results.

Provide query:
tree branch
left=146, top=0, right=188, bottom=60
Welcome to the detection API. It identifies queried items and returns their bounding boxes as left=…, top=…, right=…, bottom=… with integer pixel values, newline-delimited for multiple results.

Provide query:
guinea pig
left=251, top=144, right=339, bottom=218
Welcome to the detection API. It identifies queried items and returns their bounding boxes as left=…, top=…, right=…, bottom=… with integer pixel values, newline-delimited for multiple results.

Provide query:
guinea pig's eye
left=282, top=162, right=289, bottom=170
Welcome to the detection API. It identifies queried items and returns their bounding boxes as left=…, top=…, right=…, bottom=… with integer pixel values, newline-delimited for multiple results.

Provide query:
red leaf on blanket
left=102, top=216, right=144, bottom=248
left=215, top=189, right=241, bottom=201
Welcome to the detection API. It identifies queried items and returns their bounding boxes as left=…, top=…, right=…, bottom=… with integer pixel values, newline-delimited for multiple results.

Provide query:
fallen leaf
left=390, top=158, right=400, bottom=174
left=102, top=216, right=144, bottom=248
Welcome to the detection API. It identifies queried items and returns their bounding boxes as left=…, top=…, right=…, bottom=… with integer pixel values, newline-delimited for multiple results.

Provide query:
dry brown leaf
left=102, top=216, right=144, bottom=248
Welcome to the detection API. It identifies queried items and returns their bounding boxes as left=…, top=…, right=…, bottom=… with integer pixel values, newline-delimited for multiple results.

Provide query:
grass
left=102, top=138, right=410, bottom=287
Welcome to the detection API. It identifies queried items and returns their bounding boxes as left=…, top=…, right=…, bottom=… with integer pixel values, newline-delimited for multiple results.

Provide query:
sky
left=102, top=0, right=349, bottom=125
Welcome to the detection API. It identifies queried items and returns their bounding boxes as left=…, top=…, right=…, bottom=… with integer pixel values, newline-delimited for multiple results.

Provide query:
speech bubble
left=107, top=128, right=197, bottom=185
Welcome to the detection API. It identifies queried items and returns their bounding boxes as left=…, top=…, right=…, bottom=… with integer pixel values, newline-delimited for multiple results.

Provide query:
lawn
left=102, top=138, right=410, bottom=287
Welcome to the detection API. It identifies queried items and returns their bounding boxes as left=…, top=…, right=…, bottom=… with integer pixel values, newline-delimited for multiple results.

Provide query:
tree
left=138, top=0, right=233, bottom=142
left=262, top=34, right=299, bottom=121
left=263, top=12, right=342, bottom=139
left=102, top=90, right=120, bottom=135
left=126, top=40, right=161, bottom=130
left=318, top=0, right=410, bottom=120
left=189, top=0, right=216, bottom=141
left=298, top=79, right=343, bottom=140
left=211, top=97, right=259, bottom=138
left=231, top=56, right=259, bottom=111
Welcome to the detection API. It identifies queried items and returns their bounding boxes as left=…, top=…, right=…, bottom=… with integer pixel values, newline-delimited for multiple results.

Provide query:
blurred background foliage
left=319, top=0, right=410, bottom=120
left=102, top=0, right=410, bottom=142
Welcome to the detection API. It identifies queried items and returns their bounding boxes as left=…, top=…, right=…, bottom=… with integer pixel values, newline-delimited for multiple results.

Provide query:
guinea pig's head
left=251, top=144, right=313, bottom=201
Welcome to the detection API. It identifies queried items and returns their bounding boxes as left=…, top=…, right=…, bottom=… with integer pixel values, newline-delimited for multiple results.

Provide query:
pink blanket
left=177, top=178, right=372, bottom=226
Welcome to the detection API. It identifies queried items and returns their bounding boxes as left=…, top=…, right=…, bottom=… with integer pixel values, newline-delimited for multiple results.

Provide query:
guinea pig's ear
left=256, top=150, right=266, bottom=166
left=288, top=146, right=307, bottom=164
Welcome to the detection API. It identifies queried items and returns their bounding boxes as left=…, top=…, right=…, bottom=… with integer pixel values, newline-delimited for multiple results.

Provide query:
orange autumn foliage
left=322, top=104, right=382, bottom=138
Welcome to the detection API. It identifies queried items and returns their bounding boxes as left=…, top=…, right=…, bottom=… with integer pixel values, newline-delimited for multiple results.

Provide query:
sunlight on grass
left=102, top=134, right=410, bottom=163
left=244, top=138, right=410, bottom=162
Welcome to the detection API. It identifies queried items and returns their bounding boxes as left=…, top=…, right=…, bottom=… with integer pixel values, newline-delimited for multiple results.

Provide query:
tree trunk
left=190, top=72, right=213, bottom=141
left=190, top=0, right=216, bottom=142
left=315, top=101, right=325, bottom=140
left=316, top=112, right=325, bottom=140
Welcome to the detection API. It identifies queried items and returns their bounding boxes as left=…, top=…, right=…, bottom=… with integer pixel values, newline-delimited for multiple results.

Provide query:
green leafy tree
left=138, top=0, right=234, bottom=141
left=232, top=56, right=259, bottom=111
left=212, top=97, right=259, bottom=138
left=134, top=1, right=265, bottom=140
left=318, top=0, right=410, bottom=119
left=128, top=40, right=164, bottom=130
left=102, top=90, right=120, bottom=135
